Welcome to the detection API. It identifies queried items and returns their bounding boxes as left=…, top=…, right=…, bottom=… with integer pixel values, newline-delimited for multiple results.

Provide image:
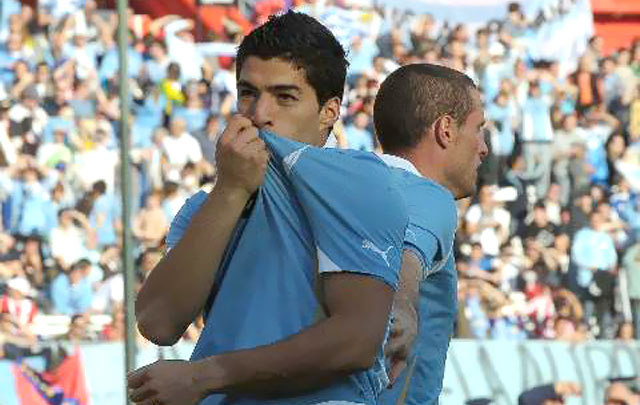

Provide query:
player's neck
left=394, top=149, right=454, bottom=194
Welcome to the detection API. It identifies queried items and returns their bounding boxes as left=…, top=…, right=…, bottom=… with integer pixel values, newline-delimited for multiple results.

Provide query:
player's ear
left=433, top=114, right=456, bottom=149
left=318, top=96, right=340, bottom=134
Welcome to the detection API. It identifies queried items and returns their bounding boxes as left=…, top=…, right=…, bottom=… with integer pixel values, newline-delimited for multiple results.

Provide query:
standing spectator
left=88, top=180, right=121, bottom=249
left=552, top=113, right=587, bottom=205
left=486, top=90, right=516, bottom=177
left=521, top=80, right=554, bottom=198
left=623, top=240, right=640, bottom=340
left=570, top=55, right=602, bottom=116
left=172, top=80, right=208, bottom=134
left=50, top=259, right=93, bottom=316
left=10, top=167, right=51, bottom=238
left=571, top=211, right=618, bottom=338
left=143, top=40, right=171, bottom=84
left=49, top=208, right=93, bottom=271
left=74, top=128, right=119, bottom=192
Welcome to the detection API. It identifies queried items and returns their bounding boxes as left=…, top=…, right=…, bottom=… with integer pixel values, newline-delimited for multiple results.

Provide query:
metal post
left=116, top=0, right=137, bottom=401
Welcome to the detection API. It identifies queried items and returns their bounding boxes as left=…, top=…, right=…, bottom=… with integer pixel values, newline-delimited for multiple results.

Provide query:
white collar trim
left=378, top=153, right=423, bottom=178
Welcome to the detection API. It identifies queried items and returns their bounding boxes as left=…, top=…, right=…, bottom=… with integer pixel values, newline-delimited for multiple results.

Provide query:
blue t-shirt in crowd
left=166, top=130, right=408, bottom=405
left=90, top=194, right=121, bottom=247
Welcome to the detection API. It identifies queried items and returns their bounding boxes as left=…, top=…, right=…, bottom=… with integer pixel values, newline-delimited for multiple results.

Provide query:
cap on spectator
left=7, top=277, right=31, bottom=296
left=21, top=84, right=39, bottom=101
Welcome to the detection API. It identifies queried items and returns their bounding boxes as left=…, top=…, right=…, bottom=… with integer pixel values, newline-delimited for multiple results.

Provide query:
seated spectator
left=616, top=322, right=635, bottom=342
left=64, top=313, right=95, bottom=342
left=465, top=185, right=511, bottom=257
left=344, top=110, right=375, bottom=151
left=520, top=202, right=559, bottom=249
left=50, top=260, right=93, bottom=316
left=0, top=277, right=37, bottom=338
left=19, top=235, right=46, bottom=291
left=91, top=246, right=123, bottom=314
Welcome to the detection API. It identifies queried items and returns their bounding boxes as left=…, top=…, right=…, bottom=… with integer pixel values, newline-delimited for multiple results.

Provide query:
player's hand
left=127, top=360, right=203, bottom=405
left=385, top=301, right=418, bottom=385
left=215, top=115, right=269, bottom=198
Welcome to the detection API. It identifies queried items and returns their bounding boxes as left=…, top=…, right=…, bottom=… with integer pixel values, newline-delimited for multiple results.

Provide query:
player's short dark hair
left=374, top=63, right=478, bottom=154
left=236, top=10, right=348, bottom=106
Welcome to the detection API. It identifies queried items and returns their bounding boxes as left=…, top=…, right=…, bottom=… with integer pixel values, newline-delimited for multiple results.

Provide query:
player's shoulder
left=166, top=189, right=210, bottom=250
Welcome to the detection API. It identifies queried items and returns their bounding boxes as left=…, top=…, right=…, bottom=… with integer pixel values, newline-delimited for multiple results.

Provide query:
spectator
left=344, top=110, right=375, bottom=151
left=65, top=313, right=94, bottom=342
left=520, top=202, right=559, bottom=249
left=49, top=208, right=93, bottom=271
left=193, top=113, right=223, bottom=177
left=132, top=190, right=167, bottom=249
left=50, top=259, right=93, bottom=316
left=623, top=240, right=640, bottom=340
left=88, top=180, right=121, bottom=248
left=571, top=211, right=618, bottom=338
left=465, top=185, right=511, bottom=257
left=10, top=167, right=51, bottom=237
left=518, top=382, right=582, bottom=405
left=606, top=382, right=640, bottom=405
left=616, top=321, right=634, bottom=341
left=521, top=81, right=554, bottom=198
left=144, top=40, right=170, bottom=84
left=91, top=245, right=123, bottom=314
left=161, top=116, right=203, bottom=180
left=0, top=277, right=37, bottom=338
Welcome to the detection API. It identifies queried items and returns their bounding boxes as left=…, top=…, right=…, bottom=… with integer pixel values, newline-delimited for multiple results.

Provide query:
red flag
left=11, top=362, right=63, bottom=405
left=12, top=347, right=90, bottom=405
left=42, top=348, right=90, bottom=405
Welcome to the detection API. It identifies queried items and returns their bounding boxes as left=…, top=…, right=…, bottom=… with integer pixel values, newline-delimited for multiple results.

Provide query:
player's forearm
left=136, top=186, right=250, bottom=346
left=395, top=251, right=421, bottom=311
left=192, top=314, right=384, bottom=397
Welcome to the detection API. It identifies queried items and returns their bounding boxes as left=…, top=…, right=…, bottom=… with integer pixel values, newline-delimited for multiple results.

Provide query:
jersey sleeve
left=261, top=130, right=409, bottom=290
left=403, top=225, right=439, bottom=280
left=165, top=190, right=209, bottom=251
left=402, top=180, right=458, bottom=280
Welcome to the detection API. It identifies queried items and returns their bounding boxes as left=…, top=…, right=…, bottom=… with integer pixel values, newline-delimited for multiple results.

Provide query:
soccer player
left=376, top=65, right=488, bottom=404
left=130, top=11, right=409, bottom=405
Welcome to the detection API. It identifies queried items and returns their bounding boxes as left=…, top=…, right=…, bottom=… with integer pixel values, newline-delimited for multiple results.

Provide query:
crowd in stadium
left=0, top=0, right=639, bottom=359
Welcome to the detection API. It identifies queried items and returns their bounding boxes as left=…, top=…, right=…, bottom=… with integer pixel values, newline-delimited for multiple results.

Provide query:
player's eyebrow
left=237, top=80, right=302, bottom=94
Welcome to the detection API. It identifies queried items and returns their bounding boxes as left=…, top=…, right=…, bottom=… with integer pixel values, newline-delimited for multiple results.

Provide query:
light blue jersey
left=166, top=131, right=408, bottom=405
left=377, top=155, right=458, bottom=405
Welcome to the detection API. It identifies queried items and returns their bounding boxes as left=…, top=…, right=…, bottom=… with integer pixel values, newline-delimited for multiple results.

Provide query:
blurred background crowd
left=0, top=0, right=639, bottom=360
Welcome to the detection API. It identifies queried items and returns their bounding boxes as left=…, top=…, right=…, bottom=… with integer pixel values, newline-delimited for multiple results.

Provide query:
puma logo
left=283, top=145, right=310, bottom=175
left=362, top=240, right=393, bottom=267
